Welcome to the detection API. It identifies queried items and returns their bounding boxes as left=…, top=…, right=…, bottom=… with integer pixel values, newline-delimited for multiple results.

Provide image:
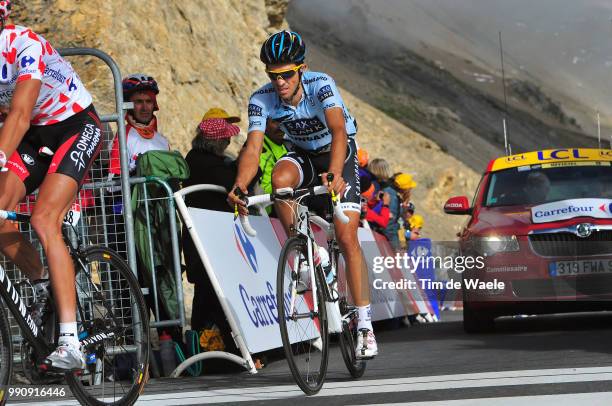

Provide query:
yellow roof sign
left=488, top=148, right=612, bottom=172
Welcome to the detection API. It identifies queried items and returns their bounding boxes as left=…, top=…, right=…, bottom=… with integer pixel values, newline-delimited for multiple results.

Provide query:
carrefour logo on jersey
left=234, top=221, right=258, bottom=274
left=20, top=56, right=35, bottom=68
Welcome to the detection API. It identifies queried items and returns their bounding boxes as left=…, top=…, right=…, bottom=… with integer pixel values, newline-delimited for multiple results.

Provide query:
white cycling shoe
left=355, top=328, right=378, bottom=359
left=44, top=343, right=86, bottom=371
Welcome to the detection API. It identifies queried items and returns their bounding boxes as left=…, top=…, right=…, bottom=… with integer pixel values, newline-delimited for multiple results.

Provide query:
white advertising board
left=187, top=208, right=318, bottom=354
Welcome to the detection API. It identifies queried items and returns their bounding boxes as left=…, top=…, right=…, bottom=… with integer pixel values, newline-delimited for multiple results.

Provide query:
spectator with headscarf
left=182, top=117, right=242, bottom=357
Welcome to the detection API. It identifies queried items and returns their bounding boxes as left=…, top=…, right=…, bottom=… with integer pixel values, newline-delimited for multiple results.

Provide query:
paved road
left=11, top=311, right=612, bottom=405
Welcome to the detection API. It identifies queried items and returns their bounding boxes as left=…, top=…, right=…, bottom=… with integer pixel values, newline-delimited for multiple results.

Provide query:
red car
left=444, top=148, right=612, bottom=333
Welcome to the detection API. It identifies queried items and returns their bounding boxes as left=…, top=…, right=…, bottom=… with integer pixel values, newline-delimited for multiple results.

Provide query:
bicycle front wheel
left=338, top=306, right=366, bottom=378
left=277, top=236, right=329, bottom=395
left=0, top=299, right=12, bottom=392
left=66, top=246, right=149, bottom=406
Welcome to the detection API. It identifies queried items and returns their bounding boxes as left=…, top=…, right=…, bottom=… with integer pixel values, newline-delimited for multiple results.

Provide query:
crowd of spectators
left=357, top=150, right=424, bottom=250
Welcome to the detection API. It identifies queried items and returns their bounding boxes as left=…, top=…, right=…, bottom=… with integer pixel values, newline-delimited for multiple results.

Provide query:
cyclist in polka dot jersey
left=0, top=0, right=102, bottom=371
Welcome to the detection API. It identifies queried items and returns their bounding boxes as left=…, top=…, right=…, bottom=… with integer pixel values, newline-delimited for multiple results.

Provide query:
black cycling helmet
left=260, top=30, right=306, bottom=66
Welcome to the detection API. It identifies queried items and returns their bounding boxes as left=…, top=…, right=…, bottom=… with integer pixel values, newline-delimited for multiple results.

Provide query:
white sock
left=58, top=322, right=80, bottom=347
left=357, top=304, right=373, bottom=331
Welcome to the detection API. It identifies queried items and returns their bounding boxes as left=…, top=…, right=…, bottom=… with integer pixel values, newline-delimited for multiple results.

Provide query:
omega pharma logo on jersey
left=233, top=220, right=259, bottom=274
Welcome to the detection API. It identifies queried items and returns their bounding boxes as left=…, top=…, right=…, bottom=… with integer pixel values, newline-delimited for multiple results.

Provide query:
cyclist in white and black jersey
left=229, top=30, right=378, bottom=359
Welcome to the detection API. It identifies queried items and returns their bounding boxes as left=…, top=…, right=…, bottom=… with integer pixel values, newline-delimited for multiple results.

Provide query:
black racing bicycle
left=237, top=174, right=366, bottom=395
left=0, top=209, right=149, bottom=406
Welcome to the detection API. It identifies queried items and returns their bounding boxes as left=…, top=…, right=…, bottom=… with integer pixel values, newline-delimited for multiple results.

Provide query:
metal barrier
left=129, top=176, right=186, bottom=329
left=173, top=184, right=257, bottom=375
left=58, top=47, right=136, bottom=270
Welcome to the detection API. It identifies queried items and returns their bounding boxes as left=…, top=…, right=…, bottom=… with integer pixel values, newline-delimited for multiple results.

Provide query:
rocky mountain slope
left=14, top=0, right=479, bottom=240
left=288, top=0, right=599, bottom=171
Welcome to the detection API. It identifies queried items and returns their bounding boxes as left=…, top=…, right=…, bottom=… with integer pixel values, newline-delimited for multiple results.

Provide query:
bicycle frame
left=0, top=211, right=53, bottom=357
left=291, top=202, right=321, bottom=317
left=287, top=197, right=346, bottom=334
left=239, top=184, right=349, bottom=329
left=0, top=262, right=48, bottom=355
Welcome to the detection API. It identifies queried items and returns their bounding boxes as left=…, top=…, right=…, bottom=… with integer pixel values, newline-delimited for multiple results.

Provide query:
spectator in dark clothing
left=384, top=173, right=417, bottom=251
left=182, top=117, right=241, bottom=355
left=183, top=119, right=240, bottom=212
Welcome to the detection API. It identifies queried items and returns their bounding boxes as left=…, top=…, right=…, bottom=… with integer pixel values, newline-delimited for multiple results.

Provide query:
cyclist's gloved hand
left=228, top=184, right=249, bottom=216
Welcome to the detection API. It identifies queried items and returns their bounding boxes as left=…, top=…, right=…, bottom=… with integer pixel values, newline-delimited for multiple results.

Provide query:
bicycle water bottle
left=159, top=331, right=177, bottom=377
left=316, top=246, right=335, bottom=285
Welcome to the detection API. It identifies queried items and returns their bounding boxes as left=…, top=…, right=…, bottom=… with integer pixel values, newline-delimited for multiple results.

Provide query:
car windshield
left=484, top=163, right=612, bottom=207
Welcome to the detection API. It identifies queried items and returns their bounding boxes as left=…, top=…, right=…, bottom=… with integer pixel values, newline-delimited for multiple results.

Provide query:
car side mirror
left=444, top=196, right=472, bottom=215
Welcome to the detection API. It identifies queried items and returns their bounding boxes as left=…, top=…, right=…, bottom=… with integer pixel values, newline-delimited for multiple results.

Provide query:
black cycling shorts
left=277, top=137, right=361, bottom=213
left=6, top=104, right=103, bottom=194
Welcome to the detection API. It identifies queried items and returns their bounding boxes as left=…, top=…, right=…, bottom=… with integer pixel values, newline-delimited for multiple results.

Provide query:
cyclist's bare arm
left=0, top=79, right=41, bottom=164
left=229, top=129, right=265, bottom=214
left=323, top=107, right=348, bottom=195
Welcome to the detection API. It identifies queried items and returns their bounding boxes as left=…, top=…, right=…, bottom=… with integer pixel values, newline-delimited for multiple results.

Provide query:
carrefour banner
left=187, top=208, right=318, bottom=354
left=187, top=209, right=433, bottom=353
left=531, top=198, right=612, bottom=223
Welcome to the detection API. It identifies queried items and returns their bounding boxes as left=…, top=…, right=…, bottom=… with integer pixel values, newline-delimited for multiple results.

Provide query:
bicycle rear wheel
left=332, top=243, right=366, bottom=379
left=277, top=236, right=329, bottom=395
left=66, top=246, right=149, bottom=406
left=0, top=299, right=12, bottom=393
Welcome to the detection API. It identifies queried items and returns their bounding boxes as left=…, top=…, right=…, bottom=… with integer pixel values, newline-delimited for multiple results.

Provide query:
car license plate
left=549, top=259, right=612, bottom=276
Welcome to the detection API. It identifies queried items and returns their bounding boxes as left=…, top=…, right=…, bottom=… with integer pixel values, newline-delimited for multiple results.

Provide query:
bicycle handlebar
left=236, top=183, right=350, bottom=237
left=0, top=210, right=17, bottom=221
left=0, top=210, right=28, bottom=222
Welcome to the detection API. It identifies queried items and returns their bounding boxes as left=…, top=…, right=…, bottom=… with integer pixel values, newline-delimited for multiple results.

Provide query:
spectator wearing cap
left=201, top=107, right=241, bottom=124
left=182, top=117, right=244, bottom=356
left=383, top=172, right=417, bottom=251
left=183, top=118, right=241, bottom=212
left=407, top=214, right=424, bottom=241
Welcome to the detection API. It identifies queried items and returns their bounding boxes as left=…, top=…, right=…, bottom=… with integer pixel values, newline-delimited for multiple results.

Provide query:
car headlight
left=472, top=235, right=519, bottom=257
